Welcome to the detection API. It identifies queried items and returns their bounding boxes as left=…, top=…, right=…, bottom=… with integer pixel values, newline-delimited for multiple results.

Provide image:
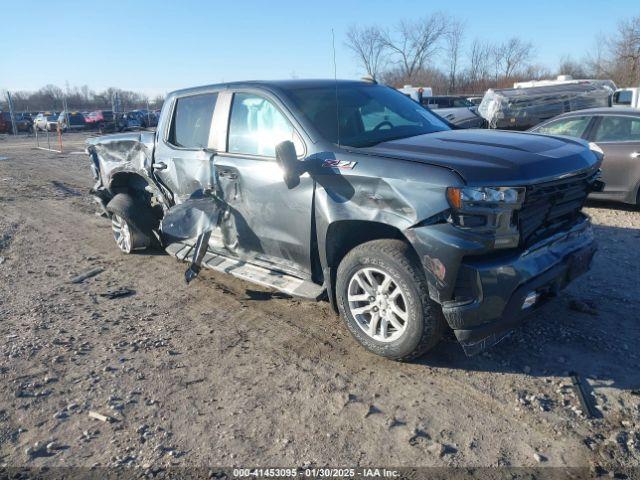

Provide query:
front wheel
left=336, top=239, right=445, bottom=360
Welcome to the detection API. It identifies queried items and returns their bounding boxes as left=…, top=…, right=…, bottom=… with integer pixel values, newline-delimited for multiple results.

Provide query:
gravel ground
left=0, top=132, right=639, bottom=477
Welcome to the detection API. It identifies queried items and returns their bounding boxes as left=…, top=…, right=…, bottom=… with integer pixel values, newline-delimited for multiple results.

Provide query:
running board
left=166, top=242, right=325, bottom=300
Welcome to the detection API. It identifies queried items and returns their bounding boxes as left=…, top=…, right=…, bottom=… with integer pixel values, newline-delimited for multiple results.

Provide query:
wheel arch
left=322, top=220, right=421, bottom=312
left=109, top=171, right=153, bottom=196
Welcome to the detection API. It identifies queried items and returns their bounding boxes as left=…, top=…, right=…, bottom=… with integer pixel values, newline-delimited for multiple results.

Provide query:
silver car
left=530, top=108, right=640, bottom=206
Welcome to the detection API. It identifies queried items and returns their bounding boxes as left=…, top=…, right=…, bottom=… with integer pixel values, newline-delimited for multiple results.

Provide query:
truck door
left=212, top=90, right=314, bottom=279
left=153, top=92, right=221, bottom=203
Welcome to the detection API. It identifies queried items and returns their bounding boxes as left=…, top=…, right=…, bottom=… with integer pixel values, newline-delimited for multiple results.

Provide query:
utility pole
left=6, top=91, right=18, bottom=136
left=62, top=97, right=69, bottom=130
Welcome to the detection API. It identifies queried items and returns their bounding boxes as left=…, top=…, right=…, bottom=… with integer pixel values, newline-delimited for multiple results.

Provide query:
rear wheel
left=336, top=239, right=445, bottom=360
left=110, top=214, right=134, bottom=253
left=106, top=193, right=157, bottom=253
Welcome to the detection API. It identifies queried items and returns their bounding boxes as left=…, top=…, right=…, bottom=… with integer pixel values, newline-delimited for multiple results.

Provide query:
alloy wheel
left=347, top=267, right=409, bottom=342
left=111, top=214, right=132, bottom=253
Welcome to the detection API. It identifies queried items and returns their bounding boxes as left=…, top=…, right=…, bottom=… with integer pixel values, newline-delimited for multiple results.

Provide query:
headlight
left=588, top=142, right=603, bottom=155
left=446, top=186, right=525, bottom=209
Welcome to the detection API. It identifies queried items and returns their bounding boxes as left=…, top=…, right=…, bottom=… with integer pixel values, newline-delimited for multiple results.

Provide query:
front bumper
left=408, top=216, right=596, bottom=355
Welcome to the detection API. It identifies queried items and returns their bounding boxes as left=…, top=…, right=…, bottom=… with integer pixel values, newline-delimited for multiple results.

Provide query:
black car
left=422, top=96, right=477, bottom=109
left=0, top=112, right=33, bottom=133
left=58, top=112, right=87, bottom=131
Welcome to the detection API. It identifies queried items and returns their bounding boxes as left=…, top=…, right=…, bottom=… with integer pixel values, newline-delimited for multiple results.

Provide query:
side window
left=228, top=93, right=303, bottom=157
left=535, top=116, right=590, bottom=138
left=361, top=98, right=422, bottom=130
left=613, top=90, right=633, bottom=106
left=594, top=116, right=640, bottom=142
left=168, top=93, right=217, bottom=149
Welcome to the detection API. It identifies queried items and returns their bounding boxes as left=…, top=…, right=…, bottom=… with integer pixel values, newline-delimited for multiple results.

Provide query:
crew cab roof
left=167, top=79, right=372, bottom=97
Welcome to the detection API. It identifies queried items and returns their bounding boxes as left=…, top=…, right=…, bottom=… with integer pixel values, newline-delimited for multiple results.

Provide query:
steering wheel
left=373, top=120, right=393, bottom=131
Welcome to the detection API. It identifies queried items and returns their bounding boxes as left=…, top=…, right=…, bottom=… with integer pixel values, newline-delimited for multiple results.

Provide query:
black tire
left=106, top=193, right=157, bottom=253
left=336, top=239, right=445, bottom=360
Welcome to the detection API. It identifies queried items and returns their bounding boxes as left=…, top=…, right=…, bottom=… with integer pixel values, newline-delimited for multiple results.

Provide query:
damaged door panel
left=153, top=92, right=221, bottom=203
left=212, top=89, right=315, bottom=278
left=87, top=79, right=602, bottom=360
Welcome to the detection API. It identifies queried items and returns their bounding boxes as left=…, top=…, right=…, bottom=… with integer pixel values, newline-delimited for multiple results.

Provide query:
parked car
left=0, top=112, right=33, bottom=133
left=87, top=79, right=602, bottom=359
left=119, top=112, right=143, bottom=131
left=130, top=110, right=158, bottom=128
left=58, top=111, right=87, bottom=131
left=396, top=88, right=484, bottom=128
left=33, top=113, right=59, bottom=131
left=13, top=113, right=34, bottom=132
left=83, top=112, right=96, bottom=126
left=94, top=112, right=143, bottom=134
left=0, top=112, right=11, bottom=133
left=530, top=108, right=640, bottom=206
left=420, top=95, right=486, bottom=129
left=87, top=110, right=115, bottom=131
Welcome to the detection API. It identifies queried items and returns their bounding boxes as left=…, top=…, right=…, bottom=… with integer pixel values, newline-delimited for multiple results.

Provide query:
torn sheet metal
left=86, top=132, right=171, bottom=211
left=160, top=195, right=222, bottom=244
left=160, top=194, right=223, bottom=283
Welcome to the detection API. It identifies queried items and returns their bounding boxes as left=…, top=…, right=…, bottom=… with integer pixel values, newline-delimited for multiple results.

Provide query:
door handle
left=218, top=169, right=238, bottom=179
left=153, top=162, right=167, bottom=171
left=631, top=152, right=640, bottom=159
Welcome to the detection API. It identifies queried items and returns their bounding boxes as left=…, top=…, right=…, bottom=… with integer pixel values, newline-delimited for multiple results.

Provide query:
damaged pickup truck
left=87, top=79, right=604, bottom=359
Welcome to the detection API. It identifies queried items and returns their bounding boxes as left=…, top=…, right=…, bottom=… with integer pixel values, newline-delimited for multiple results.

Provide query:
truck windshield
left=284, top=84, right=450, bottom=148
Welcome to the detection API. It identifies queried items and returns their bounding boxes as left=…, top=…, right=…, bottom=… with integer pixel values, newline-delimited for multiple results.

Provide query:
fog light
left=522, top=291, right=540, bottom=310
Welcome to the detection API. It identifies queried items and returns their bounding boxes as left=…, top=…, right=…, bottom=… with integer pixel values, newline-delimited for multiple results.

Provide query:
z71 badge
left=322, top=159, right=357, bottom=169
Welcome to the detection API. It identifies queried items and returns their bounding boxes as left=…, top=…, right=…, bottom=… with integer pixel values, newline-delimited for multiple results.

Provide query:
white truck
left=612, top=87, right=640, bottom=108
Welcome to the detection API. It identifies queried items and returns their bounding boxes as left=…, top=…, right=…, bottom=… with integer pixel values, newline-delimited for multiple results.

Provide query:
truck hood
left=359, top=129, right=599, bottom=185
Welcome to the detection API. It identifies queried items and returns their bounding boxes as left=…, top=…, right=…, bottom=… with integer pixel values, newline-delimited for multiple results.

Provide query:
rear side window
left=227, top=93, right=303, bottom=157
left=535, top=116, right=591, bottom=138
left=168, top=93, right=218, bottom=149
left=593, top=116, right=640, bottom=142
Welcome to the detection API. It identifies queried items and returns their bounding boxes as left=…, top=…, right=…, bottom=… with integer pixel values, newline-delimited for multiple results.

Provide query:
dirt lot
left=1, top=132, right=639, bottom=476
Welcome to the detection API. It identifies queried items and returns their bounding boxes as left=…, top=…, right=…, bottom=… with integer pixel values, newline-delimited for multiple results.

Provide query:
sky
left=0, top=0, right=636, bottom=97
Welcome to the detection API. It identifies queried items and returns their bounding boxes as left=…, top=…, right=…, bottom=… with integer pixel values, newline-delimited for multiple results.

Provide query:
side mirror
left=275, top=140, right=300, bottom=189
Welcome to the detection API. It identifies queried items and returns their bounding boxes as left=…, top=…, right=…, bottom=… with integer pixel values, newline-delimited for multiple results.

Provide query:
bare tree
left=558, top=55, right=588, bottom=78
left=380, top=13, right=449, bottom=81
left=445, top=20, right=465, bottom=92
left=345, top=25, right=387, bottom=80
left=489, top=37, right=534, bottom=84
left=586, top=34, right=610, bottom=79
left=609, top=16, right=640, bottom=86
left=467, top=39, right=492, bottom=90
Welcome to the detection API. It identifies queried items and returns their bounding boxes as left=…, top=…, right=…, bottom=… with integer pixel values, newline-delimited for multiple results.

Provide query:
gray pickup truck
left=87, top=79, right=603, bottom=359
